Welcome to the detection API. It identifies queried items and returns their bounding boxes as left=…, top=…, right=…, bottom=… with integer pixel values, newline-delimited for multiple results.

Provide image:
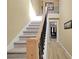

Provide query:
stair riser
left=31, top=23, right=40, bottom=25
left=7, top=54, right=26, bottom=58
left=25, top=29, right=38, bottom=30
left=19, top=38, right=29, bottom=40
left=23, top=31, right=38, bottom=33
left=19, top=36, right=36, bottom=39
left=28, top=24, right=40, bottom=26
left=31, top=23, right=40, bottom=24
left=7, top=58, right=26, bottom=59
left=27, top=26, right=39, bottom=28
left=23, top=30, right=38, bottom=32
left=14, top=43, right=26, bottom=48
left=26, top=28, right=39, bottom=29
left=23, top=33, right=37, bottom=35
left=23, top=32, right=37, bottom=34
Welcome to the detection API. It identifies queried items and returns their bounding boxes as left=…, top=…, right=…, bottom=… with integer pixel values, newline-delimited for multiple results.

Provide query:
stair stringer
left=7, top=21, right=31, bottom=50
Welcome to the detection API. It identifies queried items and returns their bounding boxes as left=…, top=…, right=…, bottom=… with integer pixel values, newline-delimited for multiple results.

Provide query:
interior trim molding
left=58, top=41, right=72, bottom=58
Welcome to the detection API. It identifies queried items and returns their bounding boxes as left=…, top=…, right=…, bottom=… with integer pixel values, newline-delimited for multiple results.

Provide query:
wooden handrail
left=26, top=8, right=47, bottom=59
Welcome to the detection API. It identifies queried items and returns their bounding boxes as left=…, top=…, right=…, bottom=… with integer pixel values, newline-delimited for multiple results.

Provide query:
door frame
left=49, top=20, right=59, bottom=42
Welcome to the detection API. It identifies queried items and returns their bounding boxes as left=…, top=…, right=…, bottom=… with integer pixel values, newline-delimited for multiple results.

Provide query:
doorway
left=49, top=20, right=59, bottom=42
left=50, top=22, right=57, bottom=38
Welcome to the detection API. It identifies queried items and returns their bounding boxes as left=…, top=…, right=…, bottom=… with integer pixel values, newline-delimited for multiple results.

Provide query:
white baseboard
left=58, top=41, right=72, bottom=58
left=7, top=21, right=31, bottom=50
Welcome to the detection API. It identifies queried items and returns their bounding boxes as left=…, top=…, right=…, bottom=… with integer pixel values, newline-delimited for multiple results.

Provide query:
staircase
left=8, top=5, right=48, bottom=59
left=7, top=21, right=41, bottom=59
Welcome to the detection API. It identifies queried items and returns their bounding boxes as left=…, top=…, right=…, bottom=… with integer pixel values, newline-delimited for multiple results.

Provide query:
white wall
left=7, top=0, right=29, bottom=44
left=59, top=0, right=72, bottom=55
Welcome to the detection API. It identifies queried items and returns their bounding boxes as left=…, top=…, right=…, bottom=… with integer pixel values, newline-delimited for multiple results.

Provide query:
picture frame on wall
left=64, top=20, right=72, bottom=29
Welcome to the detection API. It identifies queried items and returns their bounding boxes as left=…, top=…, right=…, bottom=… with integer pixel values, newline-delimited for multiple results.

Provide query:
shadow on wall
left=29, top=0, right=42, bottom=21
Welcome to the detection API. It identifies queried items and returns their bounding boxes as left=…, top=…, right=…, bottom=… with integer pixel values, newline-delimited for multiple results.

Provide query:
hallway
left=47, top=40, right=71, bottom=59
